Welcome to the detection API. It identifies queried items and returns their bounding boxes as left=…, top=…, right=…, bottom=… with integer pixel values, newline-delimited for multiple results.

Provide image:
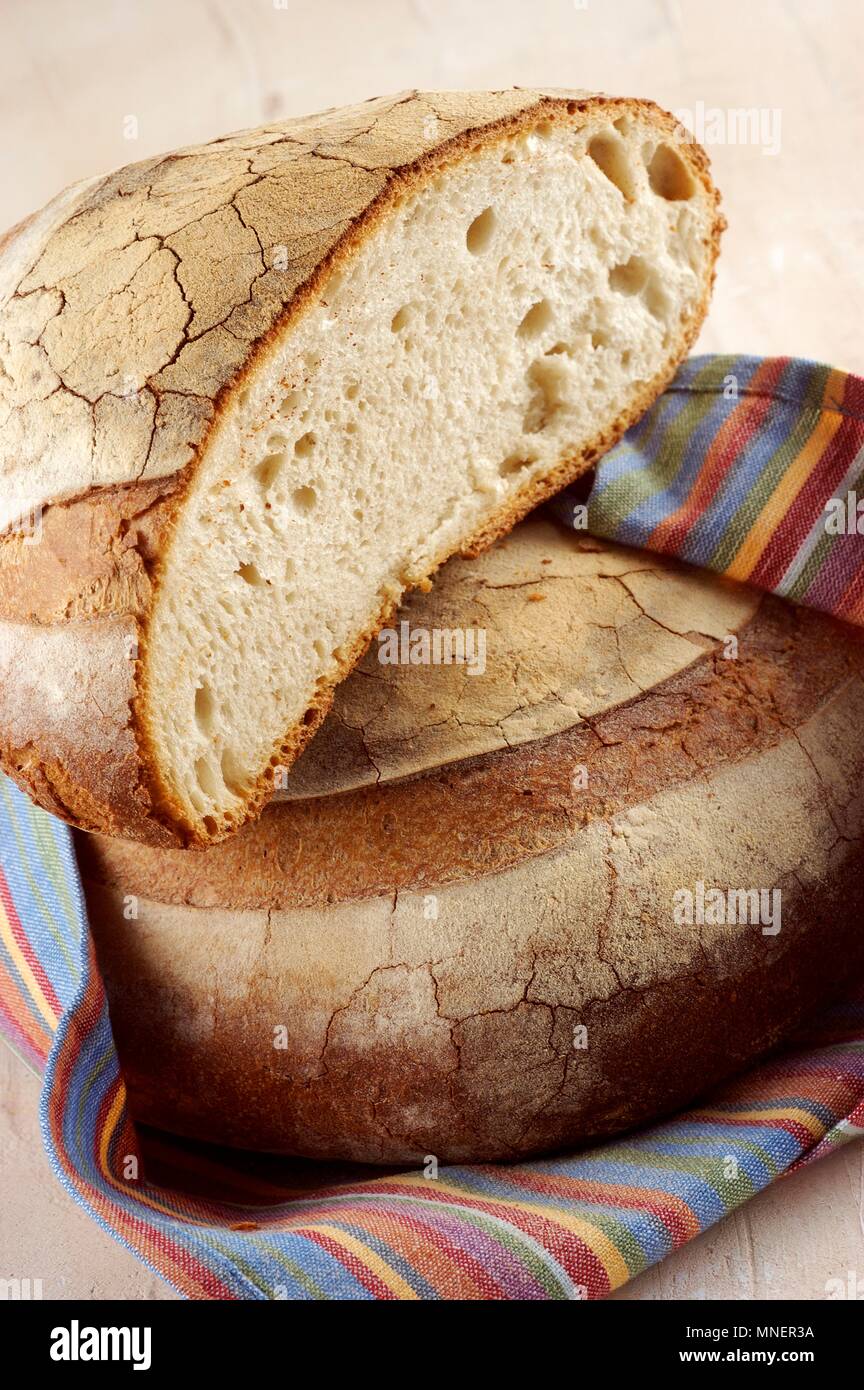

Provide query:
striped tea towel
left=553, top=354, right=864, bottom=618
left=1, top=353, right=864, bottom=1300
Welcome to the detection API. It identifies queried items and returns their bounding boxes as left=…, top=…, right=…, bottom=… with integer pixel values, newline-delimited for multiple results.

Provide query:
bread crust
left=79, top=530, right=864, bottom=1163
left=0, top=90, right=724, bottom=845
left=81, top=572, right=864, bottom=910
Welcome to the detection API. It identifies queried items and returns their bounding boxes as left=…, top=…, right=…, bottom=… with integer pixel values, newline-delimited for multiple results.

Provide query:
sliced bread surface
left=0, top=90, right=723, bottom=845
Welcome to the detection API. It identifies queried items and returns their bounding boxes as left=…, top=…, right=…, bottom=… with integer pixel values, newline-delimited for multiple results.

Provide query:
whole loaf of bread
left=0, top=89, right=722, bottom=847
left=79, top=520, right=864, bottom=1163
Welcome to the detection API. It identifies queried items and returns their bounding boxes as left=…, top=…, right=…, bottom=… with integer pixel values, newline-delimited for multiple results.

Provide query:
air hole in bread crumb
left=517, top=298, right=554, bottom=338
left=647, top=143, right=696, bottom=201
left=591, top=328, right=611, bottom=349
left=587, top=133, right=636, bottom=200
left=391, top=305, right=411, bottom=332
left=202, top=815, right=218, bottom=836
left=644, top=277, right=671, bottom=320
left=236, top=562, right=267, bottom=586
left=499, top=455, right=534, bottom=476
left=466, top=206, right=497, bottom=254
left=294, top=431, right=316, bottom=457
left=220, top=748, right=247, bottom=797
left=195, top=758, right=221, bottom=800
left=292, top=485, right=317, bottom=515
left=254, top=453, right=285, bottom=490
left=194, top=682, right=215, bottom=735
left=523, top=358, right=568, bottom=434
left=278, top=390, right=301, bottom=416
left=609, top=255, right=650, bottom=296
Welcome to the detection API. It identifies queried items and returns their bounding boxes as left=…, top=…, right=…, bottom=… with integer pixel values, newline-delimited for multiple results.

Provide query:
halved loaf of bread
left=0, top=90, right=723, bottom=846
left=78, top=520, right=864, bottom=1163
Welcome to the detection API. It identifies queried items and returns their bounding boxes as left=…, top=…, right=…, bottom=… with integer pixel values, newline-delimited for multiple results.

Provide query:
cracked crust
left=79, top=527, right=864, bottom=1163
left=278, top=519, right=760, bottom=801
left=0, top=88, right=724, bottom=847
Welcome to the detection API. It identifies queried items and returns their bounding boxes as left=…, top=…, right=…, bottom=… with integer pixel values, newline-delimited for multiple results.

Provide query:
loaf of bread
left=78, top=519, right=864, bottom=1164
left=0, top=89, right=722, bottom=847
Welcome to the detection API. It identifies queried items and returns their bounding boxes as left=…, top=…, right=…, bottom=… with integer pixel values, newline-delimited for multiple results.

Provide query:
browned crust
left=88, top=877, right=864, bottom=1163
left=0, top=473, right=186, bottom=624
left=0, top=89, right=724, bottom=847
left=0, top=474, right=191, bottom=844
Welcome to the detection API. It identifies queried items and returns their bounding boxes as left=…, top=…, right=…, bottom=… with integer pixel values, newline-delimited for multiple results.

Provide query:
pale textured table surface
left=1, top=0, right=862, bottom=1301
